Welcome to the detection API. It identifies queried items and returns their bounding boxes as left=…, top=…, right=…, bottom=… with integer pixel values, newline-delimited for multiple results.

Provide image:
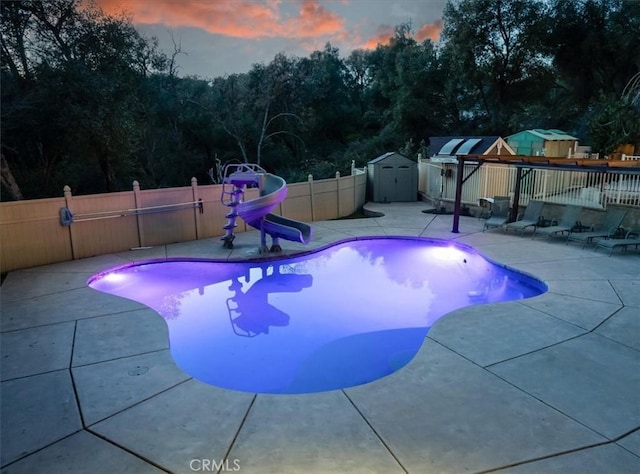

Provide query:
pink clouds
left=355, top=20, right=443, bottom=50
left=94, top=0, right=442, bottom=47
left=94, top=0, right=346, bottom=40
left=415, top=20, right=443, bottom=42
left=90, top=0, right=445, bottom=75
left=359, top=25, right=395, bottom=50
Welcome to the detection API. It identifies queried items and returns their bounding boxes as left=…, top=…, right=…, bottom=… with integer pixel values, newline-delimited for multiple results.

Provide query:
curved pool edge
left=87, top=235, right=548, bottom=296
left=86, top=236, right=549, bottom=394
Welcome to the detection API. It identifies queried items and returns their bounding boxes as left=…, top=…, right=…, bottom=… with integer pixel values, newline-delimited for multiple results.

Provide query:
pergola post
left=452, top=156, right=465, bottom=233
left=511, top=167, right=523, bottom=222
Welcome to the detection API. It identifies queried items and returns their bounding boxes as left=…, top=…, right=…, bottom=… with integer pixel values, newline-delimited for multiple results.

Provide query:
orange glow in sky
left=96, top=0, right=348, bottom=40
left=91, top=0, right=445, bottom=77
left=96, top=0, right=441, bottom=46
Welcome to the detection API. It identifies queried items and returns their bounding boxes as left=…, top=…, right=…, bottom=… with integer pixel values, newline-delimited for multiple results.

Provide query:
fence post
left=308, top=174, right=315, bottom=222
left=616, top=174, right=623, bottom=204
left=336, top=171, right=341, bottom=218
left=482, top=164, right=489, bottom=198
left=132, top=180, right=144, bottom=247
left=191, top=177, right=201, bottom=240
left=63, top=185, right=76, bottom=260
left=351, top=161, right=357, bottom=210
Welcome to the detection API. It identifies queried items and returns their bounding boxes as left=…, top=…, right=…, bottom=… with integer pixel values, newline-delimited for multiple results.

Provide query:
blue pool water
left=88, top=237, right=547, bottom=394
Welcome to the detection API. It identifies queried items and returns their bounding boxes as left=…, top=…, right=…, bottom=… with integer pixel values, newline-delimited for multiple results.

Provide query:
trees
left=208, top=73, right=254, bottom=163
left=207, top=55, right=306, bottom=170
left=390, top=37, right=445, bottom=148
left=588, top=93, right=639, bottom=156
left=588, top=71, right=640, bottom=157
left=1, top=0, right=167, bottom=197
left=247, top=54, right=306, bottom=168
left=342, top=24, right=442, bottom=161
left=548, top=0, right=640, bottom=148
left=344, top=49, right=374, bottom=118
left=549, top=0, right=640, bottom=108
left=2, top=0, right=639, bottom=200
left=440, top=0, right=554, bottom=134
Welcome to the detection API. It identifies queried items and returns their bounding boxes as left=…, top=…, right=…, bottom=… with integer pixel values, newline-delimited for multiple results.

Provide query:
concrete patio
left=1, top=201, right=639, bottom=473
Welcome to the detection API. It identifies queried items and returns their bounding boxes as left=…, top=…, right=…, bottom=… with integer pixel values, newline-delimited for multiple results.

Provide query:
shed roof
left=368, top=151, right=412, bottom=164
left=429, top=136, right=510, bottom=160
left=508, top=129, right=578, bottom=141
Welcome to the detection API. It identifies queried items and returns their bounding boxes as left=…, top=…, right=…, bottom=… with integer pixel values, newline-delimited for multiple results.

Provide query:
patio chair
left=482, top=196, right=510, bottom=232
left=531, top=205, right=583, bottom=239
left=594, top=229, right=640, bottom=256
left=566, top=208, right=627, bottom=248
left=504, top=200, right=544, bottom=235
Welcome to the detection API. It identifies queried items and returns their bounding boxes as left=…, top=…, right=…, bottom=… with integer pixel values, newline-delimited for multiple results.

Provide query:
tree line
left=2, top=0, right=639, bottom=200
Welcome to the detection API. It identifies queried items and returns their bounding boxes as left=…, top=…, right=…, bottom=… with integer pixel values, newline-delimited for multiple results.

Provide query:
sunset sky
left=93, top=0, right=447, bottom=79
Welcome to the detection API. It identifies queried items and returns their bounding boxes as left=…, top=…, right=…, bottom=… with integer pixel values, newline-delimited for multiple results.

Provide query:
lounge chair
left=566, top=208, right=627, bottom=248
left=594, top=229, right=640, bottom=256
left=482, top=196, right=510, bottom=232
left=504, top=200, right=544, bottom=235
left=532, top=205, right=583, bottom=239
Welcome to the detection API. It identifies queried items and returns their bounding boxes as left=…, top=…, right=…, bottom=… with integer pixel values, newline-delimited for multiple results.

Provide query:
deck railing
left=418, top=160, right=640, bottom=209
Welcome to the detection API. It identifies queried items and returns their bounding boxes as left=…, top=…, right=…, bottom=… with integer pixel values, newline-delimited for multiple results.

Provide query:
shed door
left=378, top=165, right=396, bottom=202
left=396, top=165, right=413, bottom=201
left=378, top=164, right=414, bottom=202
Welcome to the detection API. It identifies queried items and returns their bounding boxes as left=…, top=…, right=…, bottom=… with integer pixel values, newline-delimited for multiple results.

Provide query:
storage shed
left=367, top=152, right=418, bottom=202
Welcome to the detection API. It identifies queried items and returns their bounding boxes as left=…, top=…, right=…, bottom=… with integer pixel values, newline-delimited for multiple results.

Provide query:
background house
left=506, top=129, right=578, bottom=157
left=422, top=136, right=516, bottom=206
left=428, top=136, right=515, bottom=163
left=418, top=131, right=640, bottom=213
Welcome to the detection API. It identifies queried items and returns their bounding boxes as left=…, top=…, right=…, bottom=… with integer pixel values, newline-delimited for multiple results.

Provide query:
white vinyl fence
left=1, top=170, right=367, bottom=272
left=418, top=160, right=640, bottom=209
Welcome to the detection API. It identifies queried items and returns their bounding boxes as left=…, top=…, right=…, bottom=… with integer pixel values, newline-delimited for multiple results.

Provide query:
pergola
left=451, top=154, right=640, bottom=233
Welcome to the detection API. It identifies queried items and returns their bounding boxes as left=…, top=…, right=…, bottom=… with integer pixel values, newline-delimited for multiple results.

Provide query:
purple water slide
left=234, top=174, right=312, bottom=244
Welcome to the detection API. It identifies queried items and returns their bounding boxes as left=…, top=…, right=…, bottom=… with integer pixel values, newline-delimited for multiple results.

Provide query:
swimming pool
left=88, top=237, right=547, bottom=394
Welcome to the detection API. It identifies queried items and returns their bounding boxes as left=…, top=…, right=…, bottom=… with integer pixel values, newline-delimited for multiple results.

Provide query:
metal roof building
left=506, top=129, right=578, bottom=158
left=429, top=136, right=515, bottom=162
